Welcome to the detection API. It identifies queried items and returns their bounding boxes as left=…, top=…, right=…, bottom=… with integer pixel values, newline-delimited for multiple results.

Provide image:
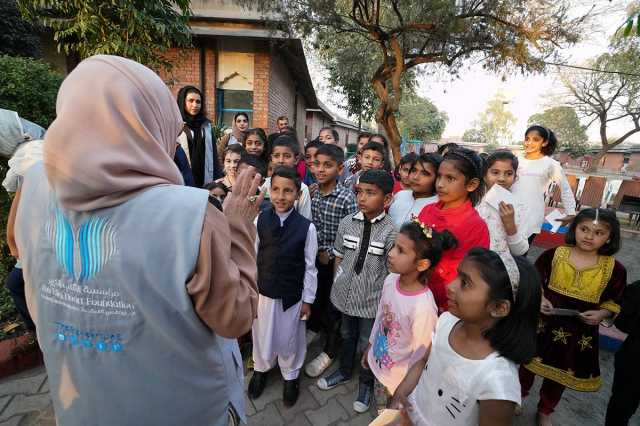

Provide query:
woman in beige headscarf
left=217, top=112, right=249, bottom=168
left=15, top=55, right=262, bottom=426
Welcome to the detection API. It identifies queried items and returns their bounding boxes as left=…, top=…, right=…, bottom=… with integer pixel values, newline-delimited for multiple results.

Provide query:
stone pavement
left=0, top=238, right=639, bottom=426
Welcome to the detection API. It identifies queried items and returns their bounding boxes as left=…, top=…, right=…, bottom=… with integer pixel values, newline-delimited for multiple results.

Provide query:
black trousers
left=6, top=267, right=35, bottom=331
left=308, top=258, right=341, bottom=358
left=605, top=347, right=640, bottom=426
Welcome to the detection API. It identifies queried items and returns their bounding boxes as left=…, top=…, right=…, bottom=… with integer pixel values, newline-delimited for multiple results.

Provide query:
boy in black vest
left=248, top=166, right=318, bottom=407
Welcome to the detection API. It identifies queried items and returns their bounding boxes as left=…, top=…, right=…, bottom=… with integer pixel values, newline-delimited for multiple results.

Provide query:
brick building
left=305, top=101, right=373, bottom=149
left=156, top=0, right=318, bottom=140
left=554, top=145, right=640, bottom=173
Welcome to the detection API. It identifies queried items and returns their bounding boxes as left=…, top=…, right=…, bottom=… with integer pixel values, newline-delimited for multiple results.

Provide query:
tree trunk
left=587, top=147, right=608, bottom=172
left=376, top=106, right=402, bottom=166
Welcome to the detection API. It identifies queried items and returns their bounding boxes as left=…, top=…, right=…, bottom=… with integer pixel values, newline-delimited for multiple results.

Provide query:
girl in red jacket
left=418, top=147, right=489, bottom=312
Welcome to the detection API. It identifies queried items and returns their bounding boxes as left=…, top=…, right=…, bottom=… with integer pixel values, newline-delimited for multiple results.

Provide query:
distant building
left=554, top=144, right=640, bottom=173
left=39, top=0, right=319, bottom=142
left=305, top=101, right=373, bottom=148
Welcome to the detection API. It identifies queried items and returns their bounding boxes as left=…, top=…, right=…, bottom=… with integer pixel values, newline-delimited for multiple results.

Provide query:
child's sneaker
left=317, top=370, right=350, bottom=390
left=353, top=383, right=373, bottom=413
left=305, top=352, right=333, bottom=378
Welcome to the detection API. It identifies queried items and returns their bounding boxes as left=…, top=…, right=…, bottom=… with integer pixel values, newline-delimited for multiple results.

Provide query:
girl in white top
left=477, top=151, right=528, bottom=256
left=387, top=248, right=541, bottom=426
left=389, top=153, right=441, bottom=228
left=361, top=219, right=456, bottom=405
left=511, top=126, right=576, bottom=239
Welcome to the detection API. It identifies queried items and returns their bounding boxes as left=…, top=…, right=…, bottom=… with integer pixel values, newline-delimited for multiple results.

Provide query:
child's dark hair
left=399, top=221, right=457, bottom=281
left=272, top=135, right=301, bottom=157
left=203, top=181, right=229, bottom=194
left=360, top=142, right=386, bottom=161
left=305, top=139, right=322, bottom=153
left=238, top=153, right=267, bottom=177
left=464, top=248, right=542, bottom=364
left=443, top=148, right=485, bottom=206
left=369, top=134, right=392, bottom=172
left=271, top=166, right=301, bottom=190
left=395, top=152, right=419, bottom=179
left=399, top=152, right=419, bottom=169
left=319, top=126, right=339, bottom=142
left=483, top=150, right=519, bottom=175
left=245, top=128, right=267, bottom=144
left=526, top=125, right=557, bottom=156
left=359, top=170, right=394, bottom=195
left=357, top=132, right=371, bottom=143
left=414, top=153, right=443, bottom=174
left=316, top=144, right=345, bottom=164
left=565, top=208, right=621, bottom=255
left=437, top=142, right=459, bottom=156
left=224, top=143, right=245, bottom=159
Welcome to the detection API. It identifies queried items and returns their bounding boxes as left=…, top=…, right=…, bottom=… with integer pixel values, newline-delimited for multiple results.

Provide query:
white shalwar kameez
left=252, top=209, right=318, bottom=380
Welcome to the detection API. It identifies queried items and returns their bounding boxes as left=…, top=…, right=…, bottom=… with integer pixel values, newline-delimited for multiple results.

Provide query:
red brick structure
left=154, top=1, right=318, bottom=144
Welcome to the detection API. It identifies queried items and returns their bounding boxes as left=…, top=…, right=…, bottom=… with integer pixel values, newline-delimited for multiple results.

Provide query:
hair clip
left=593, top=208, right=599, bottom=225
left=411, top=215, right=433, bottom=239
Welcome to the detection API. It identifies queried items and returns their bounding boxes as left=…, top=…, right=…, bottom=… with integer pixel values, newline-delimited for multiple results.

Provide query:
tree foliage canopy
left=17, top=0, right=192, bottom=72
left=396, top=94, right=447, bottom=141
left=561, top=37, right=640, bottom=159
left=0, top=55, right=63, bottom=127
left=463, top=93, right=516, bottom=147
left=241, top=0, right=587, bottom=161
left=0, top=0, right=41, bottom=58
left=528, top=106, right=589, bottom=158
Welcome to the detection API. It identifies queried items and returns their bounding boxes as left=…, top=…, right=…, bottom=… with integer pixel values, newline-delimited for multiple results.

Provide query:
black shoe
left=248, top=371, right=267, bottom=399
left=282, top=378, right=300, bottom=407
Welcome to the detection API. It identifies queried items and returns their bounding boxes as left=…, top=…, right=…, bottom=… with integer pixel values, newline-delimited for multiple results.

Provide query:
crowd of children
left=194, top=122, right=637, bottom=425
left=8, top=86, right=637, bottom=425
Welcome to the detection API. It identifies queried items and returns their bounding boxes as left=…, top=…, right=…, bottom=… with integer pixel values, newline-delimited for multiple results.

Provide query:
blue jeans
left=339, top=314, right=374, bottom=386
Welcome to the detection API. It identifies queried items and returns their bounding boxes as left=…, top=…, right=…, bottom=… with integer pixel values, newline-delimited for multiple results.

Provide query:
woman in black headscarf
left=177, top=86, right=223, bottom=187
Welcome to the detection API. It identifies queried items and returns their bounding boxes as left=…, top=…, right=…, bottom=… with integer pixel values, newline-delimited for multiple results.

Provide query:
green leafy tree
left=0, top=0, right=41, bottom=58
left=561, top=37, right=640, bottom=167
left=0, top=54, right=62, bottom=328
left=0, top=55, right=63, bottom=127
left=17, top=0, right=192, bottom=72
left=528, top=106, right=589, bottom=158
left=241, top=0, right=587, bottom=162
left=396, top=94, right=447, bottom=141
left=462, top=128, right=488, bottom=145
left=464, top=93, right=516, bottom=148
left=315, top=32, right=416, bottom=125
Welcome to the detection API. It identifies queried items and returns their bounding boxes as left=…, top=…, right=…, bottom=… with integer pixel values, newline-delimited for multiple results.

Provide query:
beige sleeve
left=186, top=203, right=258, bottom=338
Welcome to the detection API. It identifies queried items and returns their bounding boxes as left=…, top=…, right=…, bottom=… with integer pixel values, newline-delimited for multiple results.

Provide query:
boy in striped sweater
left=315, top=169, right=397, bottom=414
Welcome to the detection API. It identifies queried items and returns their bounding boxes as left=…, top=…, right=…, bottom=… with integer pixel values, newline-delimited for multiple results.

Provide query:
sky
left=310, top=0, right=638, bottom=144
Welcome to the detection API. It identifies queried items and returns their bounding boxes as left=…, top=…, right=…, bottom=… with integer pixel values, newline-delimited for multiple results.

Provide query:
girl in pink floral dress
left=362, top=218, right=457, bottom=409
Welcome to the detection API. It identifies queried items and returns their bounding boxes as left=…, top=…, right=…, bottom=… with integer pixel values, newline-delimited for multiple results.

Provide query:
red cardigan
left=418, top=200, right=489, bottom=312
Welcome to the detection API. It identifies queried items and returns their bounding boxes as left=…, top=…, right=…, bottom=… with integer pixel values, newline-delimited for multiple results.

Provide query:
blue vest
left=257, top=208, right=309, bottom=310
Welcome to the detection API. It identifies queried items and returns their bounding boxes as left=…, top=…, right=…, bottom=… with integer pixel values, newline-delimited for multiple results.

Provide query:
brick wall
left=253, top=50, right=270, bottom=129
left=268, top=52, right=296, bottom=135
left=158, top=46, right=217, bottom=122
left=601, top=152, right=624, bottom=171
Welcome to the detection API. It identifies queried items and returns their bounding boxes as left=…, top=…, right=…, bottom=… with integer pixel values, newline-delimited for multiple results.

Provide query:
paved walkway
left=0, top=239, right=639, bottom=426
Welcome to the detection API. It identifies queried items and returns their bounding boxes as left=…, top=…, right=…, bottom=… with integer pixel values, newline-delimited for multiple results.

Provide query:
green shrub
left=0, top=55, right=61, bottom=332
left=0, top=54, right=63, bottom=128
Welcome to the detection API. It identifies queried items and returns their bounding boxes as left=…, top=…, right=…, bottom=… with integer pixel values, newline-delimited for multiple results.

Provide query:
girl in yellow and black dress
left=519, top=208, right=626, bottom=426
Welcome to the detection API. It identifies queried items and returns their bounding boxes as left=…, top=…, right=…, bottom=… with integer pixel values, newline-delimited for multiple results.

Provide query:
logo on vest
left=46, top=207, right=117, bottom=284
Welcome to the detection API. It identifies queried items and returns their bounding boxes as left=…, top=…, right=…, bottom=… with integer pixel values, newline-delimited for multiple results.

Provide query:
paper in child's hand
left=484, top=184, right=515, bottom=211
